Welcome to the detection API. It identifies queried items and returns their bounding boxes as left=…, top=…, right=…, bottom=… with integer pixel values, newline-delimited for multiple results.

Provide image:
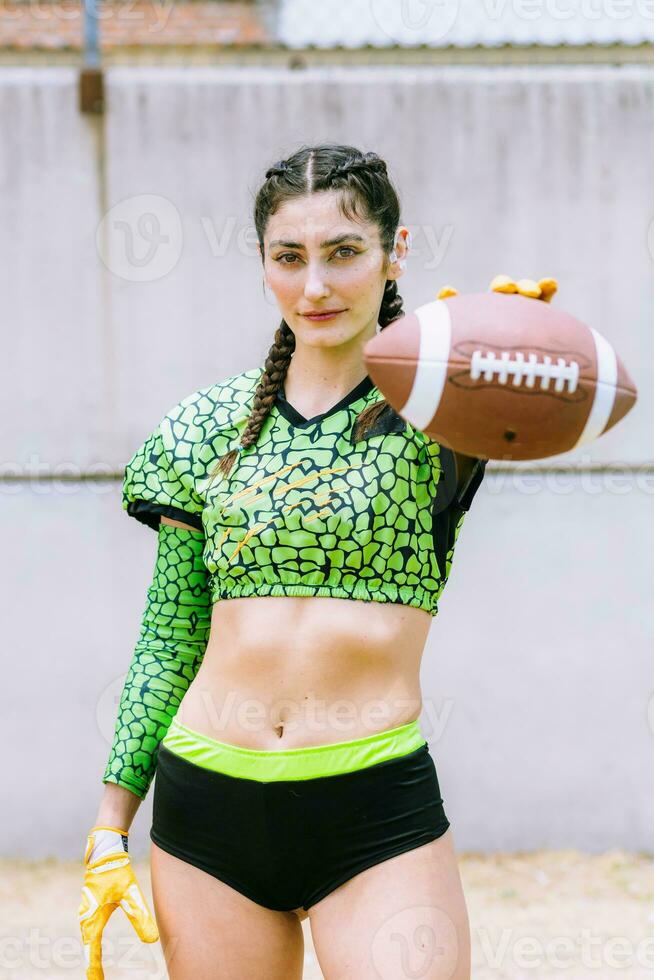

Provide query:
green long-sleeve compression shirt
left=102, top=523, right=211, bottom=798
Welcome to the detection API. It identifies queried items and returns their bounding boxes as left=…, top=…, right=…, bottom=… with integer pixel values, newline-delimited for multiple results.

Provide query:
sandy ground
left=2, top=850, right=654, bottom=979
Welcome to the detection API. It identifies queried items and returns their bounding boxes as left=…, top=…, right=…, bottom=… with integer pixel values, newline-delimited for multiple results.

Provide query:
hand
left=78, top=826, right=159, bottom=980
left=437, top=274, right=558, bottom=302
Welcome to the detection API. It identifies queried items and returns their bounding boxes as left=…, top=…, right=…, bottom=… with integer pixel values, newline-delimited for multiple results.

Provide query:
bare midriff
left=176, top=594, right=431, bottom=750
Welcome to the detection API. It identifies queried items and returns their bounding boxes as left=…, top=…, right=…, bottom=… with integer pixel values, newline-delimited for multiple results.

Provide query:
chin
left=300, top=334, right=349, bottom=349
left=293, top=320, right=350, bottom=340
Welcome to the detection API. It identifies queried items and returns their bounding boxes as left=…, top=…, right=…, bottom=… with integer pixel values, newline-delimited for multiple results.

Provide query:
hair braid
left=212, top=143, right=405, bottom=479
left=327, top=152, right=388, bottom=181
left=378, top=278, right=403, bottom=329
left=210, top=319, right=295, bottom=480
left=350, top=279, right=405, bottom=443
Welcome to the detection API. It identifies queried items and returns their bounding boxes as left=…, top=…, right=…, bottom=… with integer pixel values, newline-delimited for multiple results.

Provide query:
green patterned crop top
left=122, top=366, right=486, bottom=617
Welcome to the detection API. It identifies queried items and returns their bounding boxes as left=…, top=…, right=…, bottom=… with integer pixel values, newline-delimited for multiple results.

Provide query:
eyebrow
left=268, top=233, right=366, bottom=250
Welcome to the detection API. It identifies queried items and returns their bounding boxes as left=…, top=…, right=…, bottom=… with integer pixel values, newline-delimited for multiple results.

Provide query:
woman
left=80, top=143, right=488, bottom=980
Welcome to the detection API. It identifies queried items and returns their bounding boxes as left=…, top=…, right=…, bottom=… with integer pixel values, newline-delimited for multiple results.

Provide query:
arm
left=431, top=449, right=487, bottom=599
left=101, top=518, right=211, bottom=811
left=452, top=452, right=487, bottom=511
left=80, top=410, right=211, bottom=978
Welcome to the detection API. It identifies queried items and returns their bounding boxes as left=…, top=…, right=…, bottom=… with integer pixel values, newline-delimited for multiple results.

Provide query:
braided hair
left=211, top=143, right=405, bottom=481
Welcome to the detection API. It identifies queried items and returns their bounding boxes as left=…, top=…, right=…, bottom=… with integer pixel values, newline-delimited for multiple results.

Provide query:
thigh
left=308, top=828, right=470, bottom=980
left=150, top=842, right=304, bottom=980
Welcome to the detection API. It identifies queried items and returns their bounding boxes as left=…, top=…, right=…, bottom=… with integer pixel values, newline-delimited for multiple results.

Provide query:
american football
left=363, top=291, right=638, bottom=460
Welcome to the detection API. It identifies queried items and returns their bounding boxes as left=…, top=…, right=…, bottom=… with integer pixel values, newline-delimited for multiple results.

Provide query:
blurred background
left=2, top=1, right=653, bottom=977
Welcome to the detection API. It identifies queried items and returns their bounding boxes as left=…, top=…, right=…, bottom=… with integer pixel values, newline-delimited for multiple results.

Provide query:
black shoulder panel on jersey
left=126, top=500, right=204, bottom=532
left=349, top=403, right=408, bottom=444
left=457, top=457, right=487, bottom=511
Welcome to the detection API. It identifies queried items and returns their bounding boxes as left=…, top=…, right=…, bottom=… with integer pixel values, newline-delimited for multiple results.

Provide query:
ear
left=387, top=226, right=411, bottom=280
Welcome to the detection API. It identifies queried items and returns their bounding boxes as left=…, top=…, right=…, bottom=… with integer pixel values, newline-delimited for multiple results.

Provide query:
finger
left=80, top=902, right=115, bottom=980
left=489, top=274, right=517, bottom=293
left=83, top=934, right=105, bottom=980
left=538, top=277, right=558, bottom=302
left=120, top=881, right=160, bottom=943
left=515, top=277, right=542, bottom=298
left=436, top=285, right=458, bottom=299
left=78, top=887, right=114, bottom=936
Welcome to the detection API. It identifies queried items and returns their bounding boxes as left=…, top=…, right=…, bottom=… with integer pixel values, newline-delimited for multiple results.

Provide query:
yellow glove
left=437, top=274, right=558, bottom=302
left=78, top=825, right=159, bottom=980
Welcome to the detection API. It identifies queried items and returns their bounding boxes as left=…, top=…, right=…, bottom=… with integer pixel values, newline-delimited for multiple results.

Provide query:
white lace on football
left=470, top=350, right=580, bottom=393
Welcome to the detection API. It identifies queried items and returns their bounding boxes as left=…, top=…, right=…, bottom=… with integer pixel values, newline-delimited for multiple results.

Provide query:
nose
left=303, top=261, right=331, bottom=301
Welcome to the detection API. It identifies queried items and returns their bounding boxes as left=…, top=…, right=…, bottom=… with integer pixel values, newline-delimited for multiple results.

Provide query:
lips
left=301, top=309, right=346, bottom=320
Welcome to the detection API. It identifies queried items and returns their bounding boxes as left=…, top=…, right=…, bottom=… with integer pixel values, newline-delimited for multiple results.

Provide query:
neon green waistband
left=161, top=715, right=426, bottom=782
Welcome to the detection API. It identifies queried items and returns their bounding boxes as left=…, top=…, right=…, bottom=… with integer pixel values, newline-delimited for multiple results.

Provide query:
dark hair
left=211, top=142, right=405, bottom=480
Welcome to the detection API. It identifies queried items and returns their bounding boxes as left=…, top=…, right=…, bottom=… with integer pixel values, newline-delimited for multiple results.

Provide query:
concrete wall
left=2, top=65, right=652, bottom=858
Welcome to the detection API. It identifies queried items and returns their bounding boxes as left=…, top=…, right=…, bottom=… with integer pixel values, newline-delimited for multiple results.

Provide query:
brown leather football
left=363, top=292, right=637, bottom=460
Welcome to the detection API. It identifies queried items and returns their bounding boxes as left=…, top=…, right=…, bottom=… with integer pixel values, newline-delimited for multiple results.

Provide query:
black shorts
left=151, top=721, right=450, bottom=913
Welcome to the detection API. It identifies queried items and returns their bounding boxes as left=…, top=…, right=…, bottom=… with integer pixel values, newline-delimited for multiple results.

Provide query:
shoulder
left=163, top=366, right=262, bottom=430
left=407, top=430, right=487, bottom=512
left=122, top=367, right=263, bottom=528
left=159, top=366, right=262, bottom=454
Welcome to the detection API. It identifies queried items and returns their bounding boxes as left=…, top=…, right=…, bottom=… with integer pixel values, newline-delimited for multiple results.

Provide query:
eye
left=274, top=246, right=360, bottom=265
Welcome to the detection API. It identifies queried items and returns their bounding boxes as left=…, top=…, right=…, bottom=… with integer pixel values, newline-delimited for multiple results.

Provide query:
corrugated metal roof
left=277, top=0, right=654, bottom=48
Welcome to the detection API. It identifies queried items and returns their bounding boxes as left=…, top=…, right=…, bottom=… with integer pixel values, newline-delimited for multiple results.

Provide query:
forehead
left=264, top=191, right=378, bottom=247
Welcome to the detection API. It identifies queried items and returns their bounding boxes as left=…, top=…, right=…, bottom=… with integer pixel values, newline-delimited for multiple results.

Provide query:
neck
left=284, top=327, right=376, bottom=399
